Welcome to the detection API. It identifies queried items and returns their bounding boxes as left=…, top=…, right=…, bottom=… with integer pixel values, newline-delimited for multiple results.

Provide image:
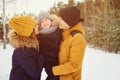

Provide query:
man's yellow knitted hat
left=9, top=16, right=35, bottom=37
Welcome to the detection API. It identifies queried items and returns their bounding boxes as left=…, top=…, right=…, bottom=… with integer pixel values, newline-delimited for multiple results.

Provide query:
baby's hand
left=34, top=25, right=40, bottom=35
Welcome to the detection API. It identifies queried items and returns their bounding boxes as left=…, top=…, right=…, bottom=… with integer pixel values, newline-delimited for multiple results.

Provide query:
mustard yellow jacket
left=52, top=23, right=87, bottom=80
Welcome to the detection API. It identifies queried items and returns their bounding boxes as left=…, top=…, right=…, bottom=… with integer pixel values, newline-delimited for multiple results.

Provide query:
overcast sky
left=4, top=0, right=82, bottom=16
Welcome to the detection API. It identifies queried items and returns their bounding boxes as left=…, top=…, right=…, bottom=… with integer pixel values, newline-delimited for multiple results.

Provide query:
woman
left=8, top=16, right=44, bottom=80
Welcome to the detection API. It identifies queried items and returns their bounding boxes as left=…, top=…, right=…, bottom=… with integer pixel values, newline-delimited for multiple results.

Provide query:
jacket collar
left=8, top=30, right=39, bottom=49
left=62, top=23, right=85, bottom=39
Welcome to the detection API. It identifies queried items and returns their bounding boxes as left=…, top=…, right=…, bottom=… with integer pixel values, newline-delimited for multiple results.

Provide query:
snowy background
left=0, top=44, right=120, bottom=80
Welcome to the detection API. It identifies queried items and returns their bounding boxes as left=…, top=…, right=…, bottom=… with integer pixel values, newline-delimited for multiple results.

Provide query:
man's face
left=57, top=17, right=70, bottom=29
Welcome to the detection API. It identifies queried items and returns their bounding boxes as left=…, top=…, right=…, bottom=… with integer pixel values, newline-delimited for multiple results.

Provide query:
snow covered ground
left=0, top=44, right=120, bottom=80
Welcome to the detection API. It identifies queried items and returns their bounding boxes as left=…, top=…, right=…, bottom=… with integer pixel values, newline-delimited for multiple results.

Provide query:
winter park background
left=0, top=0, right=120, bottom=80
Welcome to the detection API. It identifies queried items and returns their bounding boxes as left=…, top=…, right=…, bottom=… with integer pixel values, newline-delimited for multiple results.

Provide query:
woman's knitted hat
left=8, top=16, right=35, bottom=37
left=37, top=10, right=52, bottom=24
left=59, top=6, right=83, bottom=27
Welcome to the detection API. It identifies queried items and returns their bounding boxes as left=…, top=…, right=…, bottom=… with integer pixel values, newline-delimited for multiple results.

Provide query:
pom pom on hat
left=9, top=16, right=35, bottom=37
left=59, top=6, right=84, bottom=27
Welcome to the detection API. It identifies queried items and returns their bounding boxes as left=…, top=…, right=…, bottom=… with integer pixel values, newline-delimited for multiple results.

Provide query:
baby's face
left=40, top=18, right=52, bottom=29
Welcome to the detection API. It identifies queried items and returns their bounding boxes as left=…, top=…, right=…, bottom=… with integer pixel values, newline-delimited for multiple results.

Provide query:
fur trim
left=51, top=15, right=59, bottom=27
left=8, top=30, right=39, bottom=49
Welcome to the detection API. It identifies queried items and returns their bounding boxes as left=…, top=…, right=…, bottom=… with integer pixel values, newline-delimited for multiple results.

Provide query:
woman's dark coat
left=9, top=31, right=44, bottom=80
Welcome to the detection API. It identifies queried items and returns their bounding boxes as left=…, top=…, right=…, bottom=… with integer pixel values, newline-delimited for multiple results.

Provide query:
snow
left=82, top=47, right=120, bottom=80
left=0, top=44, right=120, bottom=80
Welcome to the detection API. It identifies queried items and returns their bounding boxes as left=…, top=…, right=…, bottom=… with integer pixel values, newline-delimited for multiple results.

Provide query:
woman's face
left=57, top=17, right=70, bottom=29
left=40, top=18, right=52, bottom=29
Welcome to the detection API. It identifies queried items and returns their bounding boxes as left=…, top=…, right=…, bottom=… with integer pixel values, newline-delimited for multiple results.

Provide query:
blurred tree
left=50, top=0, right=120, bottom=53
left=49, top=1, right=65, bottom=15
left=1, top=0, right=16, bottom=49
left=68, top=0, right=75, bottom=6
